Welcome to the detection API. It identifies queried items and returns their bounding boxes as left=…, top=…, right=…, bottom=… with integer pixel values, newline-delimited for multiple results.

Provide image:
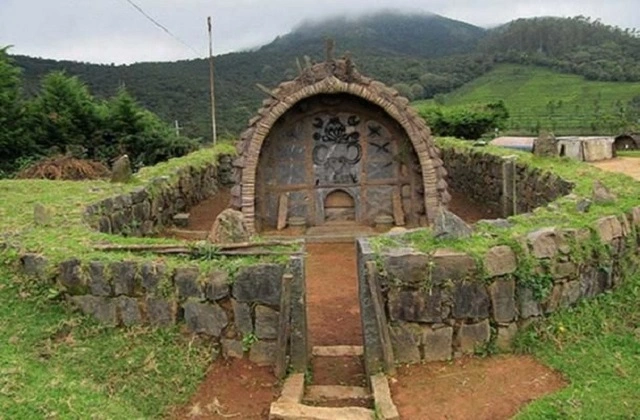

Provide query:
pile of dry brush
left=17, top=155, right=111, bottom=181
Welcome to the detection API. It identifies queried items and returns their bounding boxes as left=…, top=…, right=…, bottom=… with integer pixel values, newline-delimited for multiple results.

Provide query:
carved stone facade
left=232, top=58, right=449, bottom=233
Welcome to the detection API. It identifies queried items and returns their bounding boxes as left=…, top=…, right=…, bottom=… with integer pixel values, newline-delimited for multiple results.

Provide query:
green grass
left=0, top=264, right=211, bottom=418
left=617, top=150, right=640, bottom=158
left=515, top=267, right=640, bottom=418
left=414, top=64, right=640, bottom=135
left=0, top=141, right=293, bottom=275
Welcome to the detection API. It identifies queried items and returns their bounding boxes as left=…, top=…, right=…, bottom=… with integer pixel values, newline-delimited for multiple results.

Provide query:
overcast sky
left=1, top=0, right=638, bottom=64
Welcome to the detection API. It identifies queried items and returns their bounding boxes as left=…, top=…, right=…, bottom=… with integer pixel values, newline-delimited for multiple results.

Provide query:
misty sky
left=1, top=0, right=638, bottom=64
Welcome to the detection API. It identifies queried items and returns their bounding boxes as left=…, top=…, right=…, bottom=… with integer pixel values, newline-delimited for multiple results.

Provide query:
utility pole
left=174, top=120, right=181, bottom=137
left=208, top=16, right=217, bottom=145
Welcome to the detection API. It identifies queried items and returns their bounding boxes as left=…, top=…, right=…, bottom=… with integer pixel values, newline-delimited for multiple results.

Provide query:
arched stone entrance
left=232, top=58, right=450, bottom=233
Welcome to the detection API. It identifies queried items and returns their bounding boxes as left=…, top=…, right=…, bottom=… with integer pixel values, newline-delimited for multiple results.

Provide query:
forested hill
left=480, top=16, right=640, bottom=81
left=9, top=13, right=640, bottom=139
left=260, top=12, right=484, bottom=58
left=11, top=12, right=488, bottom=139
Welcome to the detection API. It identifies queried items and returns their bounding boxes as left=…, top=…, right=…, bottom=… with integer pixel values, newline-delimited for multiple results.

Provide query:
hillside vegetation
left=415, top=65, right=640, bottom=135
left=8, top=13, right=640, bottom=138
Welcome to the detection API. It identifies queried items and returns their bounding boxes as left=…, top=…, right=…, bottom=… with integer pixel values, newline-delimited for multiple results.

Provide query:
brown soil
left=390, top=355, right=567, bottom=420
left=170, top=357, right=279, bottom=420
left=448, top=190, right=500, bottom=223
left=185, top=189, right=231, bottom=231
left=311, top=356, right=367, bottom=387
left=305, top=243, right=362, bottom=347
left=591, top=157, right=640, bottom=180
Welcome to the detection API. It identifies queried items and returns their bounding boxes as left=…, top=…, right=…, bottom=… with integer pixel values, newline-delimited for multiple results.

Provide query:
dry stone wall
left=441, top=146, right=574, bottom=217
left=14, top=152, right=309, bottom=370
left=83, top=155, right=234, bottom=236
left=359, top=208, right=640, bottom=370
left=20, top=252, right=306, bottom=368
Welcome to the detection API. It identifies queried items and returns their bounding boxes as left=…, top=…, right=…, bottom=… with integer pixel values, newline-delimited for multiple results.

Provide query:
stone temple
left=231, top=56, right=450, bottom=234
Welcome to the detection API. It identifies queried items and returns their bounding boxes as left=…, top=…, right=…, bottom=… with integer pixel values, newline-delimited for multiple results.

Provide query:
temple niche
left=232, top=56, right=450, bottom=234
left=255, top=94, right=426, bottom=231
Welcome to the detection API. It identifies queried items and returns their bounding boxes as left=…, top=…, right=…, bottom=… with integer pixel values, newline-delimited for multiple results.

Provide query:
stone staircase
left=270, top=345, right=399, bottom=420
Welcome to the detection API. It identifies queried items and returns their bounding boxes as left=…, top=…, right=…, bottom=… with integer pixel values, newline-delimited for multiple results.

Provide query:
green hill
left=9, top=14, right=640, bottom=139
left=414, top=64, right=640, bottom=135
left=10, top=12, right=487, bottom=139
left=262, top=12, right=484, bottom=58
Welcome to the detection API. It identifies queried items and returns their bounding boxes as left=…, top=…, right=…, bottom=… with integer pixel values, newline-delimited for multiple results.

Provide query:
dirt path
left=169, top=358, right=279, bottom=420
left=590, top=157, right=640, bottom=180
left=391, top=355, right=567, bottom=419
left=305, top=242, right=362, bottom=346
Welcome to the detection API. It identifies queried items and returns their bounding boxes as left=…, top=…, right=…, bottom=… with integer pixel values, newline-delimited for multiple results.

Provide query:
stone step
left=312, top=345, right=364, bottom=357
left=269, top=402, right=374, bottom=420
left=303, top=385, right=371, bottom=403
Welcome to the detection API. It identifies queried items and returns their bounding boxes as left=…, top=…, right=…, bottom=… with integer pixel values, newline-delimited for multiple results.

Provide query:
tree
left=410, top=83, right=425, bottom=100
left=102, top=87, right=199, bottom=168
left=392, top=83, right=414, bottom=100
left=29, top=71, right=102, bottom=154
left=419, top=101, right=510, bottom=139
left=0, top=47, right=35, bottom=175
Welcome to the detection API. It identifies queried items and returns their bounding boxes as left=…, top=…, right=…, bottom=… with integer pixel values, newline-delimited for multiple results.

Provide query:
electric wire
left=122, top=0, right=202, bottom=56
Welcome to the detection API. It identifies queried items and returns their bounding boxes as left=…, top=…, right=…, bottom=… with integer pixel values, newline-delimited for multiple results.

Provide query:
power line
left=122, top=0, right=201, bottom=57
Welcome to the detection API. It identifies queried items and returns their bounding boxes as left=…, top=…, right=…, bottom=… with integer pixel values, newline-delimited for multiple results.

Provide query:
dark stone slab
left=141, top=262, right=166, bottom=295
left=488, top=279, right=516, bottom=323
left=358, top=239, right=386, bottom=376
left=423, top=327, right=453, bottom=362
left=98, top=216, right=112, bottom=233
left=389, top=323, right=421, bottom=364
left=288, top=256, right=309, bottom=373
left=455, top=320, right=490, bottom=354
left=204, top=271, right=230, bottom=301
left=88, top=261, right=111, bottom=297
left=249, top=341, right=277, bottom=366
left=174, top=267, right=202, bottom=299
left=432, top=208, right=473, bottom=239
left=70, top=295, right=117, bottom=326
left=452, top=281, right=490, bottom=319
left=146, top=298, right=174, bottom=327
left=59, top=259, right=86, bottom=294
left=20, top=253, right=47, bottom=280
left=117, top=297, right=142, bottom=326
left=221, top=339, right=244, bottom=359
left=517, top=286, right=542, bottom=319
left=232, top=299, right=253, bottom=336
left=232, top=264, right=284, bottom=306
left=382, top=249, right=430, bottom=287
left=111, top=261, right=138, bottom=296
left=133, top=201, right=151, bottom=222
left=255, top=305, right=279, bottom=340
left=130, top=187, right=149, bottom=204
left=183, top=300, right=228, bottom=337
left=388, top=288, right=444, bottom=323
left=561, top=280, right=581, bottom=307
left=431, top=249, right=477, bottom=285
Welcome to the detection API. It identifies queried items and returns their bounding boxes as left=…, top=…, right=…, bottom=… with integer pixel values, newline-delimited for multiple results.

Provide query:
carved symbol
left=369, top=141, right=391, bottom=154
left=312, top=115, right=362, bottom=184
left=312, top=117, right=324, bottom=129
left=368, top=124, right=382, bottom=137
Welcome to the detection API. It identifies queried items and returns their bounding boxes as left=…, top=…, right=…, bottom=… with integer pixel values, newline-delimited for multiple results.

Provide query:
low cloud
left=1, top=0, right=638, bottom=64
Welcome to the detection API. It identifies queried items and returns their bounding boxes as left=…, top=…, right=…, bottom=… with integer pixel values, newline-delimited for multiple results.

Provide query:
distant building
left=490, top=136, right=614, bottom=162
left=613, top=133, right=640, bottom=151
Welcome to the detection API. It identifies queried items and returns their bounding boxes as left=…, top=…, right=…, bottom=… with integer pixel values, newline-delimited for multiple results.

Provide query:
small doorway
left=324, top=190, right=355, bottom=222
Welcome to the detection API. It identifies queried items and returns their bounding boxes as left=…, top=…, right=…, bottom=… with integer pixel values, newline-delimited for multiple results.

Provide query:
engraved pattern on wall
left=256, top=94, right=425, bottom=231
